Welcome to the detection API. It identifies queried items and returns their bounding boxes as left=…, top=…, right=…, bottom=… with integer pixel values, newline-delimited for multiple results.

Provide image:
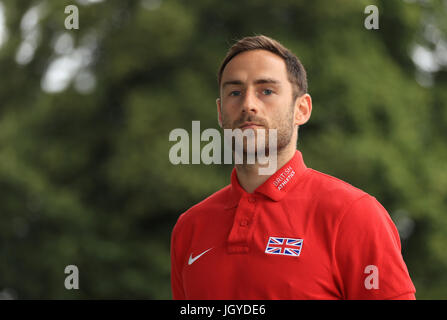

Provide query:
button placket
left=226, top=194, right=258, bottom=253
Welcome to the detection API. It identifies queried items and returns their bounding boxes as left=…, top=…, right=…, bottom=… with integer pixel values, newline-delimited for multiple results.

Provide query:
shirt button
left=240, top=219, right=249, bottom=227
left=248, top=197, right=256, bottom=203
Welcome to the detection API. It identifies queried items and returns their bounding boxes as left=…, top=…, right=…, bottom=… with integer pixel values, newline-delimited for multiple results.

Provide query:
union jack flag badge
left=265, top=237, right=303, bottom=257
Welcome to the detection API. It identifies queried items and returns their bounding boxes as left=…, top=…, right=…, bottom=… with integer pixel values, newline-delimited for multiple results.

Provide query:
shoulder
left=172, top=184, right=231, bottom=234
left=305, top=169, right=395, bottom=235
left=303, top=169, right=371, bottom=214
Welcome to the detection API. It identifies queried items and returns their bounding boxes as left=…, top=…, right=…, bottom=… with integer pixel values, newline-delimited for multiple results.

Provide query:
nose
left=241, top=88, right=259, bottom=114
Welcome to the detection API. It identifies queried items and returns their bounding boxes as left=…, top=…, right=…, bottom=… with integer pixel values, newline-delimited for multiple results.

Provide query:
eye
left=262, top=89, right=274, bottom=95
left=229, top=90, right=242, bottom=97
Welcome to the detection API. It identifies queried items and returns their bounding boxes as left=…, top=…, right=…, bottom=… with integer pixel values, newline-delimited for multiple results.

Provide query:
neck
left=235, top=143, right=297, bottom=193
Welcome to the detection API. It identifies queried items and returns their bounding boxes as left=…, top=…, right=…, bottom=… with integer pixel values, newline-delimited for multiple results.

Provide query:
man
left=170, top=35, right=416, bottom=299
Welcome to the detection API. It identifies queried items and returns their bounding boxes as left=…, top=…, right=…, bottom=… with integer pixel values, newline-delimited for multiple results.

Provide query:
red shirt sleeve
left=333, top=195, right=416, bottom=300
left=170, top=221, right=186, bottom=300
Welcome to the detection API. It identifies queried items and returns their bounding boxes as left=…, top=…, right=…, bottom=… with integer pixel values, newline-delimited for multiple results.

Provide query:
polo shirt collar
left=226, top=150, right=308, bottom=209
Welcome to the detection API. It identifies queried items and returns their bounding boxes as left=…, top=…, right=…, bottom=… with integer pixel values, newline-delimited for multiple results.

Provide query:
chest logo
left=188, top=248, right=213, bottom=265
left=265, top=237, right=303, bottom=257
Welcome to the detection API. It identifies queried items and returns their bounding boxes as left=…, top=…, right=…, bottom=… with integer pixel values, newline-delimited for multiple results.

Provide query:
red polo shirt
left=170, top=151, right=416, bottom=299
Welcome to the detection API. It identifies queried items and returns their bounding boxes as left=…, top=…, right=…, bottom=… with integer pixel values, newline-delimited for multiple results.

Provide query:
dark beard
left=221, top=102, right=295, bottom=159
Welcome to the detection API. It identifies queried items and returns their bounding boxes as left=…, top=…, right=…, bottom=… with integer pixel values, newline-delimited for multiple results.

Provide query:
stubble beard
left=221, top=102, right=295, bottom=160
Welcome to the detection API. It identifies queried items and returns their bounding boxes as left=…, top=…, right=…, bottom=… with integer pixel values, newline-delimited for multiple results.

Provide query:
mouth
left=239, top=122, right=264, bottom=130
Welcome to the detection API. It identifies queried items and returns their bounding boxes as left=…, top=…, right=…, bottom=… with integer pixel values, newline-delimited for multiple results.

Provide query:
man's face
left=217, top=49, right=297, bottom=154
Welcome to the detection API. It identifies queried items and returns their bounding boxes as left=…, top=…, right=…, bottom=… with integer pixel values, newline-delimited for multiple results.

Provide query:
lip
left=239, top=122, right=264, bottom=129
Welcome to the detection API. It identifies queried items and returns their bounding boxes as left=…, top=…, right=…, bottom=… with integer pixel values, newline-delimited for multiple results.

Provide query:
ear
left=294, top=93, right=312, bottom=126
left=216, top=98, right=223, bottom=128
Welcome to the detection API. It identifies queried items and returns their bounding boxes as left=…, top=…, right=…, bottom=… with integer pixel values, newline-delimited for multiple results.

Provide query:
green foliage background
left=0, top=0, right=446, bottom=299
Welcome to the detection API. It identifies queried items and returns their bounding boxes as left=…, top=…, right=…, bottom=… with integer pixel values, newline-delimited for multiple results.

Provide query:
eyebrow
left=222, top=78, right=280, bottom=88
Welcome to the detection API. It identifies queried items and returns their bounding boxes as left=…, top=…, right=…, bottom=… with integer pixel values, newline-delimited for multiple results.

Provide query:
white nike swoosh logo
left=188, top=248, right=213, bottom=265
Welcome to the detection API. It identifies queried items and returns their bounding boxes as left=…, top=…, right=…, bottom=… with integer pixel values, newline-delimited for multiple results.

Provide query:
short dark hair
left=217, top=35, right=308, bottom=99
